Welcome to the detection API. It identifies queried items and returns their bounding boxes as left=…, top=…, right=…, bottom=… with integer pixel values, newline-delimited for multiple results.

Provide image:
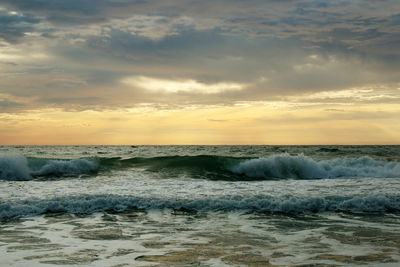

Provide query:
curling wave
left=0, top=194, right=399, bottom=219
left=98, top=154, right=400, bottom=180
left=0, top=155, right=98, bottom=181
left=231, top=154, right=400, bottom=179
left=0, top=155, right=31, bottom=181
left=1, top=153, right=400, bottom=181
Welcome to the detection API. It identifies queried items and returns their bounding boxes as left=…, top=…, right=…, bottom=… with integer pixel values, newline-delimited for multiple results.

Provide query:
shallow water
left=1, top=145, right=400, bottom=266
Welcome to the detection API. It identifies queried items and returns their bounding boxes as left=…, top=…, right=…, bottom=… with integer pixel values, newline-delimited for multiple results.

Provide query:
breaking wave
left=231, top=154, right=400, bottom=179
left=1, top=153, right=400, bottom=181
left=31, top=158, right=99, bottom=177
left=0, top=155, right=98, bottom=181
left=98, top=154, right=400, bottom=180
left=0, top=194, right=399, bottom=219
left=0, top=155, right=31, bottom=181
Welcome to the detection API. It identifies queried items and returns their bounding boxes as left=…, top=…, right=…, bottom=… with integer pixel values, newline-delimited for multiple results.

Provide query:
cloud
left=208, top=119, right=228, bottom=122
left=0, top=8, right=41, bottom=43
left=1, top=0, right=113, bottom=25
left=121, top=76, right=245, bottom=94
left=289, top=86, right=400, bottom=104
left=0, top=99, right=24, bottom=112
left=0, top=0, right=399, bottom=111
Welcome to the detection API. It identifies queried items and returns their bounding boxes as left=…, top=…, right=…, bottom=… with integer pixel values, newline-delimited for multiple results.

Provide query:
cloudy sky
left=0, top=0, right=399, bottom=144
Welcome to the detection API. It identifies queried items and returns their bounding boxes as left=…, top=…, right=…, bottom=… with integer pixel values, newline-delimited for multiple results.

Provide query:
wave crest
left=0, top=155, right=99, bottom=180
left=1, top=153, right=400, bottom=181
left=231, top=154, right=400, bottom=179
left=0, top=155, right=31, bottom=181
left=0, top=194, right=399, bottom=219
left=31, top=158, right=99, bottom=177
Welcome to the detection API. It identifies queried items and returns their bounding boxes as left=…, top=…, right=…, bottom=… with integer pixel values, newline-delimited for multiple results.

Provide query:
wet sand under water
left=1, top=210, right=399, bottom=266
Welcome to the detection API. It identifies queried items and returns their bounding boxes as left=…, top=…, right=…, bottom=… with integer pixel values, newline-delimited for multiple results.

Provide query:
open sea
left=0, top=145, right=399, bottom=266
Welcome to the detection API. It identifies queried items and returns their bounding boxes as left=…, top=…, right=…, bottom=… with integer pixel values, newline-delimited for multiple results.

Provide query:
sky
left=0, top=0, right=399, bottom=145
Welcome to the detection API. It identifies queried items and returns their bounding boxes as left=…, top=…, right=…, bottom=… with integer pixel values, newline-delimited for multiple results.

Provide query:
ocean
left=0, top=145, right=399, bottom=266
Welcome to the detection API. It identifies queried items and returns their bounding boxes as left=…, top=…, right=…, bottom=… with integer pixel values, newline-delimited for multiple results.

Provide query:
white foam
left=0, top=194, right=399, bottom=219
left=31, top=158, right=98, bottom=177
left=0, top=155, right=31, bottom=181
left=0, top=155, right=98, bottom=181
left=231, top=154, right=400, bottom=179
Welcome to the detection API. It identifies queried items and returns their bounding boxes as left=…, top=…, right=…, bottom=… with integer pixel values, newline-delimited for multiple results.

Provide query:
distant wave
left=1, top=153, right=400, bottom=181
left=0, top=194, right=399, bottom=219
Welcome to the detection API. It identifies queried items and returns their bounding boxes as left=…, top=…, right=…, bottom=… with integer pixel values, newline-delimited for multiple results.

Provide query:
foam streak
left=0, top=194, right=399, bottom=219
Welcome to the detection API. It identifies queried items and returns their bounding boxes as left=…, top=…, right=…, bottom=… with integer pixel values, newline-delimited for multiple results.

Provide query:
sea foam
left=0, top=194, right=399, bottom=219
left=231, top=154, right=400, bottom=179
left=0, top=155, right=98, bottom=180
left=31, top=158, right=98, bottom=177
left=0, top=155, right=31, bottom=181
left=1, top=153, right=400, bottom=181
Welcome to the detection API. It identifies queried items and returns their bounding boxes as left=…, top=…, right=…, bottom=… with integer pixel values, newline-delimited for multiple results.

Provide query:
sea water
left=0, top=145, right=399, bottom=266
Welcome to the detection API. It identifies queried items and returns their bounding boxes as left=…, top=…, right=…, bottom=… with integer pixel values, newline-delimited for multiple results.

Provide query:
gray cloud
left=0, top=8, right=40, bottom=42
left=0, top=99, right=25, bottom=113
left=1, top=0, right=115, bottom=24
left=0, top=0, right=399, bottom=110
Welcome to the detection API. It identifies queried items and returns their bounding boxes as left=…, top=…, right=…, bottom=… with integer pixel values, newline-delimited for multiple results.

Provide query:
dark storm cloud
left=0, top=8, right=40, bottom=43
left=86, top=27, right=229, bottom=63
left=1, top=0, right=117, bottom=24
left=1, top=0, right=180, bottom=25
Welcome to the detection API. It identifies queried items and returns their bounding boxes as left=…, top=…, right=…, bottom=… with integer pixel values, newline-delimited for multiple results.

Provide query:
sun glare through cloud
left=121, top=76, right=246, bottom=94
